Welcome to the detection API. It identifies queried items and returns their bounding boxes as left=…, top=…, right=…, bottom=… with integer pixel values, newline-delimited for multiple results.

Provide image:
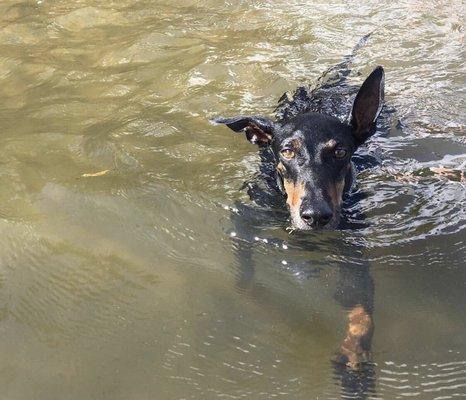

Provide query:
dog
left=214, top=65, right=384, bottom=230
left=211, top=37, right=386, bottom=391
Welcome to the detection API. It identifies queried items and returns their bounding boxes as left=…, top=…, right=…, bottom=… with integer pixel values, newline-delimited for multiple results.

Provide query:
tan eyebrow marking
left=291, top=138, right=301, bottom=149
left=324, top=139, right=338, bottom=150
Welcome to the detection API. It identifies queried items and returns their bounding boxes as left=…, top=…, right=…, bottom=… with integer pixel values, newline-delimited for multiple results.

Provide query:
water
left=0, top=0, right=465, bottom=399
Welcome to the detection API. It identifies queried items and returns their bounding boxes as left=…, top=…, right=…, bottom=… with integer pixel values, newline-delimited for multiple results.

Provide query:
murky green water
left=0, top=1, right=465, bottom=399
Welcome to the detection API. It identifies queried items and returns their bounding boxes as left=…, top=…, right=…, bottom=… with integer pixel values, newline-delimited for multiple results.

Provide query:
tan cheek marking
left=329, top=167, right=349, bottom=210
left=283, top=180, right=305, bottom=212
left=328, top=180, right=345, bottom=211
left=276, top=162, right=285, bottom=174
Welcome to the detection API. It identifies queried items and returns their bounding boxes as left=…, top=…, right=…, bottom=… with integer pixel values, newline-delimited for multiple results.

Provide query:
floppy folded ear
left=350, top=66, right=385, bottom=144
left=213, top=116, right=275, bottom=147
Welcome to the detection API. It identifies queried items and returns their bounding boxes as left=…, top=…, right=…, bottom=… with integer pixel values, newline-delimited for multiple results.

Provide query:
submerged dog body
left=215, top=66, right=385, bottom=230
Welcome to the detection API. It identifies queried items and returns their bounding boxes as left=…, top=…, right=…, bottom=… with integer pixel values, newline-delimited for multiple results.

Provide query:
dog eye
left=280, top=149, right=295, bottom=160
left=334, top=148, right=347, bottom=159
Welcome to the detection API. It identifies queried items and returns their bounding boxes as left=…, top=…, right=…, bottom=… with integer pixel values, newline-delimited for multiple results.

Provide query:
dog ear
left=350, top=66, right=385, bottom=144
left=212, top=116, right=275, bottom=147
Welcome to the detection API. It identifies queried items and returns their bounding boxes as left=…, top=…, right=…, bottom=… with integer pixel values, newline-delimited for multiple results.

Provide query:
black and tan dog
left=213, top=37, right=384, bottom=395
left=215, top=66, right=384, bottom=230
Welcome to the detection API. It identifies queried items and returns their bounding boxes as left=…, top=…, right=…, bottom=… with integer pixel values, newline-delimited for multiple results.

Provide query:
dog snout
left=300, top=205, right=333, bottom=228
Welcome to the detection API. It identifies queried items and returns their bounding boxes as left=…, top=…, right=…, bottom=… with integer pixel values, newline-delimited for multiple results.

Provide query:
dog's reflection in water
left=230, top=220, right=376, bottom=398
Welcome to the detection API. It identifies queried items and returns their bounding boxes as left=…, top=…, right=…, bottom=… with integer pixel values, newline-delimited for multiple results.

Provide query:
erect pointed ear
left=212, top=116, right=275, bottom=147
left=350, top=66, right=385, bottom=145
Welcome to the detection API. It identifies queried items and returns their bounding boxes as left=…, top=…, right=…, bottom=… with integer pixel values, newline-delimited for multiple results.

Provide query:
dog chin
left=290, top=216, right=340, bottom=231
left=290, top=218, right=313, bottom=231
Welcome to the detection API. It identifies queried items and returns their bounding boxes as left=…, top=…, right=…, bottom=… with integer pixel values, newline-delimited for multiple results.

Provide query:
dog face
left=271, top=113, right=357, bottom=229
left=215, top=66, right=384, bottom=230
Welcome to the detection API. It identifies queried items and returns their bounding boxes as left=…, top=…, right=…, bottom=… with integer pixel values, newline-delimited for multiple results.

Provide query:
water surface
left=0, top=1, right=465, bottom=399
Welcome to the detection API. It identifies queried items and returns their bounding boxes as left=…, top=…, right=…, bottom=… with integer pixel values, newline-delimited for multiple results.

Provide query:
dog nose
left=300, top=207, right=333, bottom=227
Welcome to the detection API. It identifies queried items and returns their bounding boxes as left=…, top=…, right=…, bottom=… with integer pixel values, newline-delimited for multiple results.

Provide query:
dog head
left=215, top=66, right=384, bottom=230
